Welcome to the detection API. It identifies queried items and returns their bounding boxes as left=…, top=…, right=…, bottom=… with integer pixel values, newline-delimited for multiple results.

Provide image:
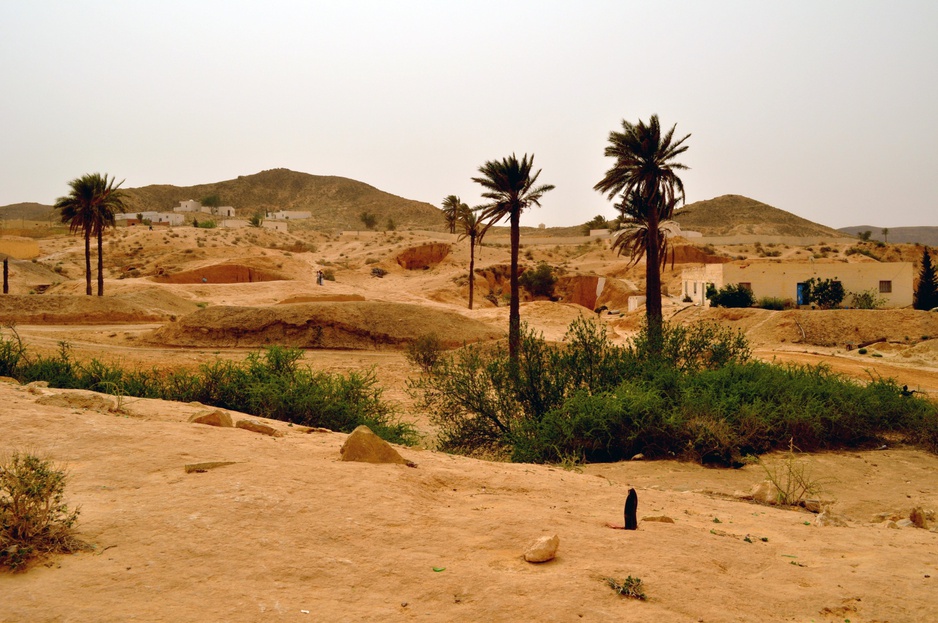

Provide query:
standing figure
left=624, top=488, right=638, bottom=530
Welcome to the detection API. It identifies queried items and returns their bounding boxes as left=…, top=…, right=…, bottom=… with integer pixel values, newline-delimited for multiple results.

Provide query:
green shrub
left=408, top=317, right=938, bottom=465
left=0, top=336, right=414, bottom=445
left=802, top=277, right=845, bottom=309
left=519, top=263, right=556, bottom=298
left=707, top=283, right=754, bottom=308
left=757, top=297, right=789, bottom=310
left=405, top=334, right=444, bottom=373
left=1, top=452, right=86, bottom=572
left=849, top=289, right=886, bottom=310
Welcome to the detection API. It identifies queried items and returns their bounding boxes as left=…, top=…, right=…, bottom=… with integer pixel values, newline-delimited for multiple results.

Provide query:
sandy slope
left=2, top=381, right=937, bottom=623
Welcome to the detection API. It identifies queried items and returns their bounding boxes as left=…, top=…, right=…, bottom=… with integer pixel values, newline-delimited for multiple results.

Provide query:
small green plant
left=405, top=334, right=444, bottom=373
left=0, top=452, right=86, bottom=571
left=858, top=348, right=868, bottom=355
left=756, top=440, right=829, bottom=506
left=605, top=576, right=647, bottom=600
left=757, top=296, right=789, bottom=310
left=849, top=289, right=886, bottom=310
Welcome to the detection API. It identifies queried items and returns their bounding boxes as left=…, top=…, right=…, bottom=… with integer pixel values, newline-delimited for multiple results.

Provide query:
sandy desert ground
left=2, top=224, right=938, bottom=622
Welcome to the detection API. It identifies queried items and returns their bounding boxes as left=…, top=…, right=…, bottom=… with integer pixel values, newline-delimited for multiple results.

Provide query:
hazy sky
left=2, top=1, right=936, bottom=229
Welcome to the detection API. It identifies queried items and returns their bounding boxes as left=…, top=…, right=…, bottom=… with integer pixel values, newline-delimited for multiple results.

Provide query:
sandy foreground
left=2, top=380, right=937, bottom=623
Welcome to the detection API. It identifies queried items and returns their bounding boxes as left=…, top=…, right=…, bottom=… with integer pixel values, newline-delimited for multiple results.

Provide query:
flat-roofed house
left=681, top=261, right=913, bottom=308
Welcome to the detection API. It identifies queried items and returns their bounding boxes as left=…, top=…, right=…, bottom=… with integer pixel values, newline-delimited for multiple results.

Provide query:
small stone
left=630, top=453, right=645, bottom=461
left=883, top=520, right=900, bottom=529
left=910, top=507, right=929, bottom=529
left=524, top=534, right=559, bottom=563
left=188, top=409, right=233, bottom=427
left=896, top=519, right=915, bottom=528
left=0, top=376, right=20, bottom=385
left=749, top=480, right=781, bottom=504
left=641, top=515, right=675, bottom=523
left=815, top=510, right=848, bottom=527
left=236, top=419, right=283, bottom=437
left=802, top=499, right=823, bottom=513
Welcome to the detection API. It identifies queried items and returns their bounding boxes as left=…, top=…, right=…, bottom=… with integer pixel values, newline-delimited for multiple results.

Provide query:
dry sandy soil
left=2, top=226, right=938, bottom=621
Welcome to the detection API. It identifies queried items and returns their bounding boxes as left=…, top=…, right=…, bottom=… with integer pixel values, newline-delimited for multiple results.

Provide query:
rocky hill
left=115, top=168, right=446, bottom=231
left=674, top=195, right=844, bottom=238
left=838, top=225, right=938, bottom=247
left=0, top=202, right=55, bottom=222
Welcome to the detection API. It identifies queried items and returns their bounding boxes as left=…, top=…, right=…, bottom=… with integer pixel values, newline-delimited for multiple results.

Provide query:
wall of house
left=682, top=261, right=914, bottom=307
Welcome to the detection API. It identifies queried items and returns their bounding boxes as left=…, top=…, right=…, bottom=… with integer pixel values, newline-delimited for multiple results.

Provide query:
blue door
left=796, top=282, right=806, bottom=306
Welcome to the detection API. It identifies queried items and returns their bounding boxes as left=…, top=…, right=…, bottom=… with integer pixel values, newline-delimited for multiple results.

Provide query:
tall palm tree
left=55, top=173, right=126, bottom=296
left=457, top=206, right=492, bottom=310
left=594, top=115, right=690, bottom=339
left=473, top=153, right=554, bottom=360
left=441, top=195, right=463, bottom=234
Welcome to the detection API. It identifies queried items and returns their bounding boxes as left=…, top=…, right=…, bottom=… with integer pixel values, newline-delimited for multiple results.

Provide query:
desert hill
left=674, top=195, right=845, bottom=238
left=0, top=202, right=55, bottom=222
left=118, top=168, right=446, bottom=231
left=839, top=225, right=938, bottom=247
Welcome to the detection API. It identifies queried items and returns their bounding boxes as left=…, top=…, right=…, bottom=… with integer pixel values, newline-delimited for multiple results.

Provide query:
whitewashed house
left=173, top=200, right=201, bottom=213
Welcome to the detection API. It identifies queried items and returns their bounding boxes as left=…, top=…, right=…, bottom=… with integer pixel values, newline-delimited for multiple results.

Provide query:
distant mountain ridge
left=837, top=225, right=938, bottom=247
left=117, top=168, right=445, bottom=231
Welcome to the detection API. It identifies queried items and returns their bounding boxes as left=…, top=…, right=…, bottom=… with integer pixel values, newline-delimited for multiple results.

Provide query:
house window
left=879, top=280, right=892, bottom=293
left=739, top=282, right=752, bottom=291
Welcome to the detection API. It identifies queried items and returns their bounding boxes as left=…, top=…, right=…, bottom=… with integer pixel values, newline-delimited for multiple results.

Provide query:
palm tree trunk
left=96, top=228, right=105, bottom=296
left=508, top=209, right=521, bottom=361
left=84, top=232, right=92, bottom=296
left=468, top=234, right=476, bottom=310
left=645, top=203, right=663, bottom=347
left=3, top=257, right=8, bottom=294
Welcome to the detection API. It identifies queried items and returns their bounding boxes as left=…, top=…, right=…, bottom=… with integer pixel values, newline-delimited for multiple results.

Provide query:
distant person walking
left=316, top=269, right=324, bottom=286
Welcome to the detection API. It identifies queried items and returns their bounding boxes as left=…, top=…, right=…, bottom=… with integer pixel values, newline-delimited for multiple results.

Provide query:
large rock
left=340, top=425, right=411, bottom=465
left=524, top=534, right=559, bottom=563
left=188, top=409, right=234, bottom=427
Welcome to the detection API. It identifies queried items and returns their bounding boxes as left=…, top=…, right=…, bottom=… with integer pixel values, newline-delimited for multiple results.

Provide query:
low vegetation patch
left=1, top=452, right=87, bottom=572
left=0, top=329, right=414, bottom=444
left=408, top=318, right=938, bottom=465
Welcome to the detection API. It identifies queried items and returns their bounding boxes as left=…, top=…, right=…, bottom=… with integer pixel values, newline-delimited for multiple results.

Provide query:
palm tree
left=610, top=192, right=681, bottom=284
left=457, top=206, right=492, bottom=310
left=473, top=153, right=554, bottom=360
left=594, top=115, right=690, bottom=339
left=54, top=173, right=126, bottom=296
left=441, top=195, right=463, bottom=234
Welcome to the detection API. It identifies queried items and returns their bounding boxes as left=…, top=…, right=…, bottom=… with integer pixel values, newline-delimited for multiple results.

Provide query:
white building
left=682, top=261, right=914, bottom=308
left=173, top=200, right=201, bottom=213
left=267, top=210, right=312, bottom=220
left=201, top=205, right=236, bottom=218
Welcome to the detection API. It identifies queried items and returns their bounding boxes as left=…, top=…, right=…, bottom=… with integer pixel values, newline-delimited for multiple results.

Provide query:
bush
left=757, top=297, right=789, bottom=310
left=802, top=277, right=845, bottom=309
left=707, top=283, right=755, bottom=308
left=849, top=289, right=886, bottom=310
left=0, top=336, right=415, bottom=445
left=519, top=263, right=556, bottom=298
left=408, top=317, right=938, bottom=465
left=1, top=452, right=86, bottom=571
left=405, top=334, right=444, bottom=373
